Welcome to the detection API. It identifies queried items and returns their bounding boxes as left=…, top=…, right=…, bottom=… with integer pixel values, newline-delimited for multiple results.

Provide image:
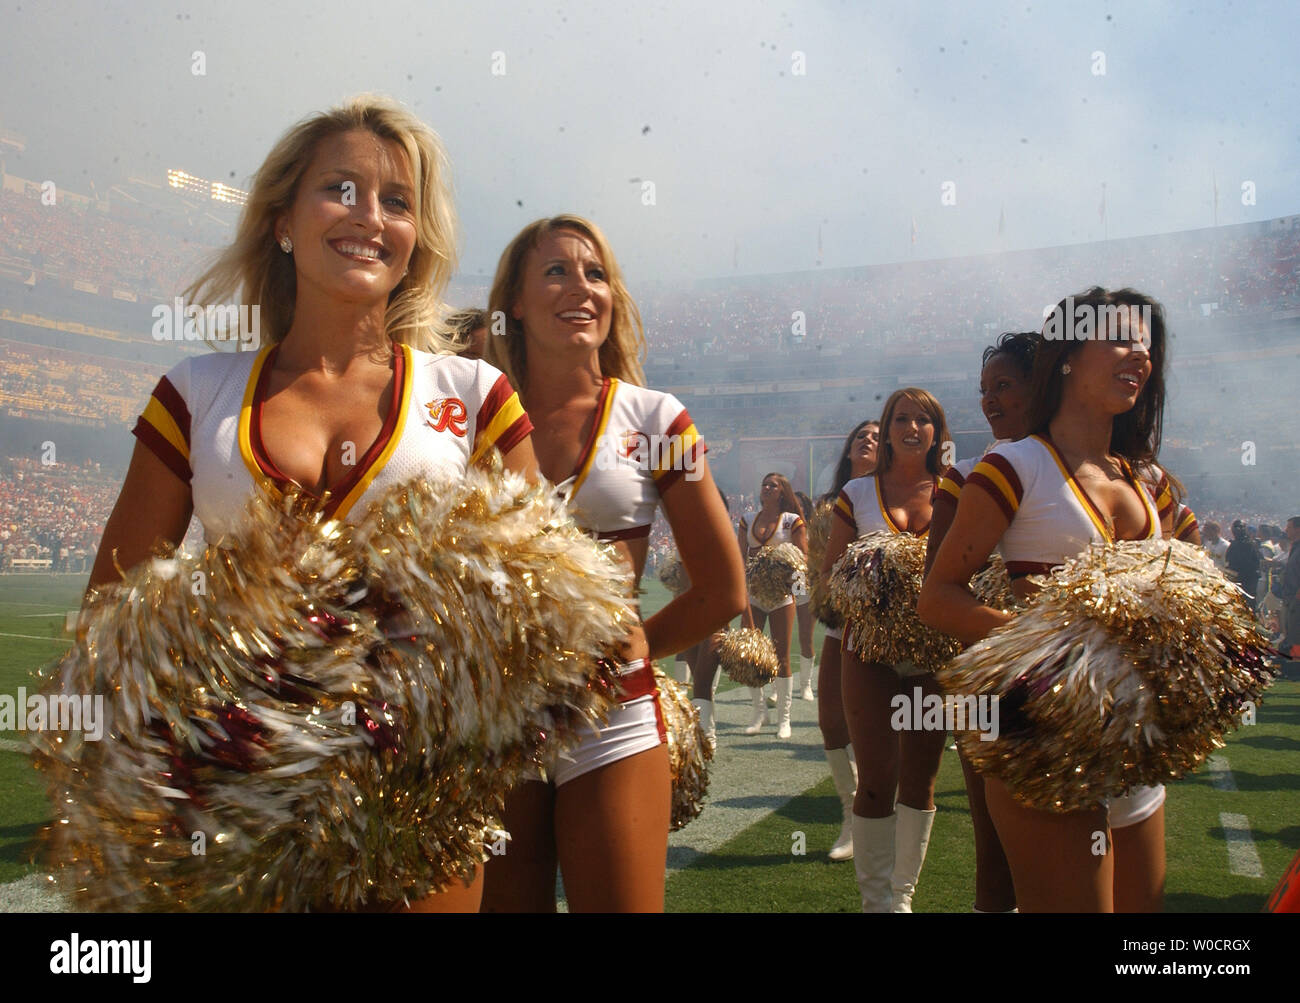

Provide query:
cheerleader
left=823, top=390, right=950, bottom=911
left=91, top=96, right=536, bottom=912
left=794, top=490, right=818, bottom=701
left=813, top=420, right=878, bottom=861
left=923, top=331, right=1039, bottom=913
left=919, top=287, right=1179, bottom=912
left=738, top=473, right=809, bottom=738
left=480, top=215, right=746, bottom=912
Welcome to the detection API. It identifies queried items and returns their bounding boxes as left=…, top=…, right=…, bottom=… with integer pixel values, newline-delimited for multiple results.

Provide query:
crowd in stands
left=0, top=457, right=118, bottom=572
left=0, top=338, right=162, bottom=426
left=0, top=189, right=211, bottom=300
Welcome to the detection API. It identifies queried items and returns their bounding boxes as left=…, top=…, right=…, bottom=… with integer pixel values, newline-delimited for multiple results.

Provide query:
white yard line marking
left=0, top=632, right=68, bottom=643
left=1207, top=754, right=1238, bottom=791
left=16, top=613, right=67, bottom=618
left=1219, top=812, right=1264, bottom=878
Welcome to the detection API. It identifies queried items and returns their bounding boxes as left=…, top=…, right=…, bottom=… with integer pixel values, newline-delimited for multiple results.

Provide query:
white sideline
left=1218, top=812, right=1264, bottom=878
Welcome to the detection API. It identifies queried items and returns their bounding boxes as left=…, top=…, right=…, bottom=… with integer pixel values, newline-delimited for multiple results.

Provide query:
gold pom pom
left=717, top=627, right=780, bottom=687
left=747, top=542, right=807, bottom=610
left=657, top=553, right=690, bottom=596
left=31, top=467, right=634, bottom=911
left=936, top=539, right=1278, bottom=812
left=828, top=531, right=959, bottom=672
left=806, top=499, right=843, bottom=628
left=653, top=666, right=712, bottom=830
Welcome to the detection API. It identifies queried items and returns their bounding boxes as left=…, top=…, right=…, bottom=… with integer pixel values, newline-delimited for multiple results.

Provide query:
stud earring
left=279, top=236, right=293, bottom=253
left=1061, top=363, right=1072, bottom=375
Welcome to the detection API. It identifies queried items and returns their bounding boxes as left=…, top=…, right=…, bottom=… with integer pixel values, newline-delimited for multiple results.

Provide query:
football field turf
left=1, top=574, right=1295, bottom=911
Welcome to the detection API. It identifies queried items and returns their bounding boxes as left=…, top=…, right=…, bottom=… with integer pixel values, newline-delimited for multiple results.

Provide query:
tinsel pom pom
left=717, top=627, right=780, bottom=687
left=747, top=541, right=807, bottom=610
left=807, top=499, right=843, bottom=628
left=31, top=463, right=634, bottom=911
left=653, top=666, right=712, bottom=830
left=936, top=539, right=1278, bottom=812
left=828, top=531, right=959, bottom=672
left=657, top=553, right=690, bottom=597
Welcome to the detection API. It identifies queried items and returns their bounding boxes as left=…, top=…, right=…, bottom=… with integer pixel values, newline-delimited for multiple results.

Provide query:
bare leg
left=555, top=744, right=672, bottom=912
left=985, top=776, right=1112, bottom=913
left=841, top=650, right=899, bottom=817
left=479, top=780, right=557, bottom=912
left=817, top=634, right=849, bottom=749
left=959, top=750, right=1017, bottom=912
left=1112, top=807, right=1166, bottom=913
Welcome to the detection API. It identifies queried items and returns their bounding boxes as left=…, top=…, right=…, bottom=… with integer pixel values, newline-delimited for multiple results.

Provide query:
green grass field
left=2, top=574, right=1296, bottom=910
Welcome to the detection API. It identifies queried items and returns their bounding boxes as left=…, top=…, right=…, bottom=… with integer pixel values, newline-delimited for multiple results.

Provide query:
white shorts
left=1107, top=785, right=1166, bottom=829
left=751, top=594, right=794, bottom=614
left=529, top=659, right=666, bottom=788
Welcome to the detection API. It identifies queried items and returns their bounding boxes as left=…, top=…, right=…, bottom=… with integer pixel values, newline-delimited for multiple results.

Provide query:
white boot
left=852, top=813, right=896, bottom=913
left=775, top=676, right=794, bottom=739
left=826, top=745, right=857, bottom=861
left=891, top=804, right=936, bottom=913
left=798, top=655, right=816, bottom=701
left=692, top=698, right=716, bottom=748
left=744, top=687, right=769, bottom=734
left=766, top=683, right=777, bottom=708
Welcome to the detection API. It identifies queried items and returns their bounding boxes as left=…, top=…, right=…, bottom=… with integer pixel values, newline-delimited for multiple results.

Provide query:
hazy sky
left=2, top=0, right=1298, bottom=282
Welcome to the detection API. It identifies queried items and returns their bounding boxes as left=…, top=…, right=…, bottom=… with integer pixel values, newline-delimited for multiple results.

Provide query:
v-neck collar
left=238, top=342, right=410, bottom=519
left=567, top=377, right=617, bottom=496
left=875, top=474, right=932, bottom=537
left=1034, top=433, right=1155, bottom=542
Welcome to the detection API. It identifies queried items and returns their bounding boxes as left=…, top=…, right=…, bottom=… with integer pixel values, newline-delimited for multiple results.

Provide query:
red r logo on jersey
left=425, top=397, right=468, bottom=436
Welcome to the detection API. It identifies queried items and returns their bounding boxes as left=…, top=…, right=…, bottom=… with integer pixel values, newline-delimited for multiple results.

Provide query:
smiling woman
left=85, top=95, right=540, bottom=911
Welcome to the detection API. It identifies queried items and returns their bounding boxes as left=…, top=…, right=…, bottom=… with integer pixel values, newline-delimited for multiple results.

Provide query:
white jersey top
left=133, top=343, right=531, bottom=540
left=743, top=510, right=804, bottom=550
left=834, top=474, right=931, bottom=538
left=966, top=434, right=1162, bottom=579
left=558, top=377, right=705, bottom=542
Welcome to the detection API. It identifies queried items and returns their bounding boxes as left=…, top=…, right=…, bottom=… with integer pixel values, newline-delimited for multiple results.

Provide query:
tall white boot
left=891, top=804, right=936, bottom=913
left=671, top=659, right=691, bottom=685
left=826, top=745, right=857, bottom=861
left=691, top=698, right=716, bottom=748
left=775, top=676, right=794, bottom=739
left=852, top=813, right=896, bottom=913
left=744, top=687, right=769, bottom=734
left=798, top=654, right=816, bottom=701
left=766, top=683, right=777, bottom=707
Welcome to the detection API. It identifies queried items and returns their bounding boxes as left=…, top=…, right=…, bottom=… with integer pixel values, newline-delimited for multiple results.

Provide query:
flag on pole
left=1213, top=171, right=1219, bottom=227
left=1099, top=183, right=1107, bottom=223
left=910, top=217, right=918, bottom=245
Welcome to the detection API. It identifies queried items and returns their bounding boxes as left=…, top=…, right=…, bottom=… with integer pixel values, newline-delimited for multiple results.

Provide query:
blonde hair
left=184, top=93, right=459, bottom=353
left=485, top=215, right=646, bottom=400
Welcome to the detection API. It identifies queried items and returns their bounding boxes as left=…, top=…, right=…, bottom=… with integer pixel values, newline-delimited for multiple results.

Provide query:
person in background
left=1226, top=520, right=1263, bottom=615
left=1280, top=517, right=1300, bottom=659
left=445, top=307, right=489, bottom=359
left=1201, top=521, right=1229, bottom=570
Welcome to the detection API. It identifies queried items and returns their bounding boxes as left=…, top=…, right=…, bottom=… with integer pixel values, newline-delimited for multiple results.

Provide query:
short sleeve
left=131, top=358, right=193, bottom=483
left=469, top=361, right=532, bottom=463
left=833, top=488, right=856, bottom=528
left=651, top=393, right=707, bottom=493
left=966, top=445, right=1027, bottom=523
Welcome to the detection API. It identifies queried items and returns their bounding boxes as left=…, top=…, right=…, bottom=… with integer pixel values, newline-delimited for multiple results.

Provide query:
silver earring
left=1061, top=363, right=1072, bottom=375
left=279, top=236, right=293, bottom=253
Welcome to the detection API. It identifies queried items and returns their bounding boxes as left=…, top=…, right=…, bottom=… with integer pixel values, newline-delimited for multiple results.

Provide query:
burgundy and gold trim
left=132, top=374, right=192, bottom=483
left=470, top=373, right=533, bottom=464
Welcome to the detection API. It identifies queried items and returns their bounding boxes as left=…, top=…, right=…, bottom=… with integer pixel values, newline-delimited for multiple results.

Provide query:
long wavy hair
left=485, top=215, right=646, bottom=401
left=1027, top=286, right=1169, bottom=467
left=761, top=472, right=802, bottom=517
left=184, top=93, right=459, bottom=353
